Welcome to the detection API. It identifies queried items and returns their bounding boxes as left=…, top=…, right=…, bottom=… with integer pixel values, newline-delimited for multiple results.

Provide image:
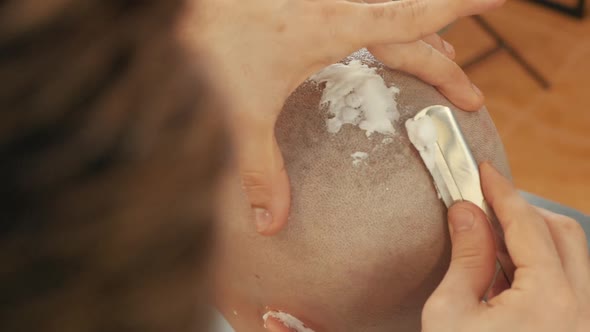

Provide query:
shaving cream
left=405, top=115, right=438, bottom=171
left=311, top=60, right=400, bottom=137
left=350, top=151, right=369, bottom=167
left=263, top=311, right=315, bottom=332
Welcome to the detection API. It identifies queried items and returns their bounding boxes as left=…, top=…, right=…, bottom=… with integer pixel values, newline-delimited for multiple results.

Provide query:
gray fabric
left=214, top=50, right=512, bottom=332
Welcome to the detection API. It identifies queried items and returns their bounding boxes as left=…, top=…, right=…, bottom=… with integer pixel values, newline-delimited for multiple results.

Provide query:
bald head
left=214, top=50, right=510, bottom=331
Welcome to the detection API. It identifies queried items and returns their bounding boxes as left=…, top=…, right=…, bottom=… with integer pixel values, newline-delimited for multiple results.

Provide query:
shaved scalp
left=214, top=50, right=510, bottom=332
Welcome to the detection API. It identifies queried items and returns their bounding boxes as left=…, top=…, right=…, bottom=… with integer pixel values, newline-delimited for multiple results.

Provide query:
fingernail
left=472, top=83, right=483, bottom=98
left=254, top=208, right=273, bottom=233
left=450, top=207, right=475, bottom=233
left=443, top=40, right=455, bottom=56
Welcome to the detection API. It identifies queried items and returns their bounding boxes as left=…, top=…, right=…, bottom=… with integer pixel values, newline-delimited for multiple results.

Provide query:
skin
left=212, top=52, right=513, bottom=331
left=260, top=164, right=590, bottom=332
left=422, top=163, right=590, bottom=332
left=182, top=0, right=505, bottom=236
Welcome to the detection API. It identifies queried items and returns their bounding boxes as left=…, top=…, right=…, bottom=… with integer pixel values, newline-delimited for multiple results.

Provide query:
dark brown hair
left=0, top=1, right=226, bottom=331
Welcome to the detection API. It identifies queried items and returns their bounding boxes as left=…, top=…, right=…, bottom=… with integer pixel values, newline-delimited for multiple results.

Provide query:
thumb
left=235, top=121, right=291, bottom=236
left=429, top=202, right=497, bottom=308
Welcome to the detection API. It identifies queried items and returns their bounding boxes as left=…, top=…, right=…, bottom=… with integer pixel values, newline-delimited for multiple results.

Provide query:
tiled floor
left=443, top=1, right=590, bottom=214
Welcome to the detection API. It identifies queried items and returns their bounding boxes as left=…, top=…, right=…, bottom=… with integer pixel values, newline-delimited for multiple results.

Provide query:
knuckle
left=495, top=190, right=522, bottom=210
left=423, top=294, right=453, bottom=319
left=494, top=194, right=529, bottom=223
left=557, top=216, right=586, bottom=238
left=423, top=41, right=435, bottom=58
left=400, top=0, right=425, bottom=17
left=435, top=72, right=466, bottom=97
left=430, top=33, right=444, bottom=45
left=401, top=0, right=428, bottom=33
left=318, top=3, right=340, bottom=21
left=502, top=216, right=519, bottom=232
left=434, top=67, right=459, bottom=86
left=315, top=3, right=349, bottom=42
left=370, top=5, right=388, bottom=20
left=452, top=247, right=487, bottom=270
left=440, top=60, right=464, bottom=84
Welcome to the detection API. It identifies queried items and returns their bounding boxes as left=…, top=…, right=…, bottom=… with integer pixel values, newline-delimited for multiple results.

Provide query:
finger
left=264, top=317, right=295, bottom=332
left=429, top=202, right=497, bottom=307
left=322, top=0, right=505, bottom=46
left=480, top=163, right=563, bottom=274
left=535, top=207, right=590, bottom=291
left=353, top=0, right=456, bottom=58
left=422, top=34, right=456, bottom=59
left=369, top=40, right=483, bottom=111
left=233, top=117, right=291, bottom=236
left=346, top=0, right=455, bottom=58
left=263, top=311, right=310, bottom=332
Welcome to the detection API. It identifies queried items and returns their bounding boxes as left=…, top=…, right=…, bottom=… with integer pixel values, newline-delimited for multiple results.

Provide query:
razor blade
left=411, top=105, right=515, bottom=285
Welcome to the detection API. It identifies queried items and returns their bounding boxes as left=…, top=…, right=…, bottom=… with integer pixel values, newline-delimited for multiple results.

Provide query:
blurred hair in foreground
left=0, top=1, right=226, bottom=331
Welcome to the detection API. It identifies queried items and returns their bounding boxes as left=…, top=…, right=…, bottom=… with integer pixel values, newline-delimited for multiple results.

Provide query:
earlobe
left=255, top=164, right=291, bottom=236
left=235, top=122, right=292, bottom=236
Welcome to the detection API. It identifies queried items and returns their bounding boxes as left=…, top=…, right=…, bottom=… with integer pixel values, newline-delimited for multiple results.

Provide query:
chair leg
left=527, top=0, right=586, bottom=19
left=460, top=15, right=551, bottom=90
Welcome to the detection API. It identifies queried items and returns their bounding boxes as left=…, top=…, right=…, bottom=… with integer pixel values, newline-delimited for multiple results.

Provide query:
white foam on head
left=381, top=137, right=394, bottom=145
left=263, top=311, right=315, bottom=332
left=405, top=115, right=438, bottom=171
left=350, top=151, right=369, bottom=167
left=310, top=60, right=400, bottom=137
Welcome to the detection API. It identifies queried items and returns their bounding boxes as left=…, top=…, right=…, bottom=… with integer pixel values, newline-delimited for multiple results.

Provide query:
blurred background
left=443, top=0, right=589, bottom=214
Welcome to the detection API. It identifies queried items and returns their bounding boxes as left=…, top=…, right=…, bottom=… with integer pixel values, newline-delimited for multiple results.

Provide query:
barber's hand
left=187, top=0, right=503, bottom=235
left=422, top=162, right=590, bottom=332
